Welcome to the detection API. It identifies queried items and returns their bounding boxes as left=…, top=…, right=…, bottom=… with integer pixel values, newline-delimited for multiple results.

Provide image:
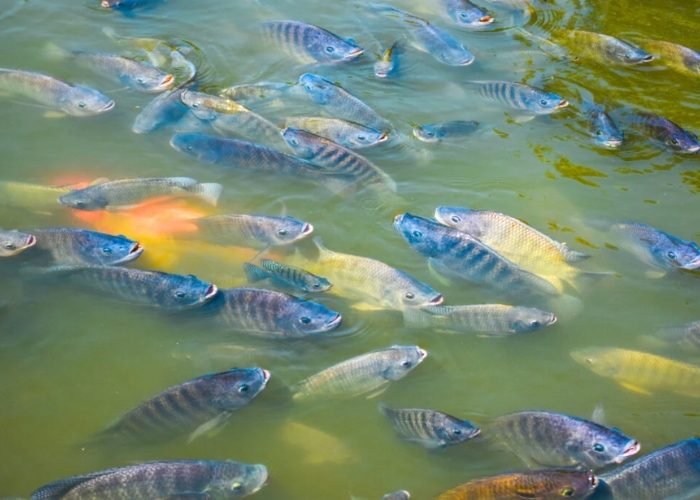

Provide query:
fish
left=0, top=180, right=75, bottom=212
left=58, top=177, right=222, bottom=210
left=132, top=87, right=190, bottom=134
left=393, top=213, right=559, bottom=298
left=412, top=120, right=480, bottom=143
left=627, top=112, right=700, bottom=154
left=442, top=0, right=494, bottom=28
left=437, top=469, right=599, bottom=499
left=93, top=367, right=269, bottom=444
left=0, top=229, right=36, bottom=257
left=378, top=403, right=480, bottom=448
left=244, top=259, right=332, bottom=293
left=31, top=228, right=143, bottom=266
left=487, top=410, right=640, bottom=469
left=374, top=41, right=400, bottom=78
left=293, top=344, right=427, bottom=400
left=583, top=102, right=624, bottom=149
left=382, top=490, right=411, bottom=500
left=0, top=68, right=114, bottom=116
left=642, top=39, right=700, bottom=77
left=100, top=0, right=154, bottom=9
left=403, top=304, right=557, bottom=335
left=570, top=346, right=700, bottom=398
left=261, top=20, right=364, bottom=64
left=598, top=437, right=700, bottom=500
left=297, top=73, right=391, bottom=132
left=609, top=222, right=700, bottom=271
left=564, top=30, right=653, bottom=65
left=284, top=116, right=388, bottom=149
left=52, top=266, right=218, bottom=310
left=279, top=421, right=356, bottom=465
left=204, top=287, right=342, bottom=338
left=371, top=4, right=475, bottom=66
left=192, top=214, right=313, bottom=248
left=281, top=128, right=397, bottom=193
left=469, top=80, right=569, bottom=116
left=656, top=320, right=700, bottom=352
left=219, top=81, right=299, bottom=106
left=30, top=460, right=268, bottom=499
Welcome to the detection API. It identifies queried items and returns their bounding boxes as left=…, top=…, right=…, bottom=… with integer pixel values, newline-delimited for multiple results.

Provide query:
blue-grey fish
left=442, top=0, right=494, bottom=28
left=298, top=73, right=391, bottom=131
left=204, top=288, right=342, bottom=338
left=656, top=320, right=700, bottom=352
left=132, top=87, right=190, bottom=134
left=393, top=213, right=559, bottom=298
left=583, top=102, right=623, bottom=149
left=219, top=81, right=299, bottom=106
left=470, top=80, right=569, bottom=115
left=293, top=345, right=427, bottom=400
left=31, top=460, right=268, bottom=499
left=193, top=214, right=313, bottom=248
left=58, top=177, right=222, bottom=210
left=487, top=410, right=640, bottom=469
left=642, top=39, right=700, bottom=77
left=244, top=259, right=332, bottom=293
left=0, top=68, right=114, bottom=116
left=379, top=403, right=480, bottom=448
left=610, top=222, right=700, bottom=271
left=32, top=228, right=143, bottom=266
left=598, top=437, right=700, bottom=499
left=383, top=490, right=411, bottom=500
left=565, top=30, right=653, bottom=65
left=372, top=4, right=475, bottom=66
left=284, top=116, right=388, bottom=149
left=412, top=120, right=480, bottom=143
left=403, top=304, right=556, bottom=335
left=374, top=41, right=400, bottom=78
left=0, top=229, right=36, bottom=257
left=262, top=20, right=364, bottom=64
left=628, top=112, right=700, bottom=153
left=94, top=367, right=270, bottom=444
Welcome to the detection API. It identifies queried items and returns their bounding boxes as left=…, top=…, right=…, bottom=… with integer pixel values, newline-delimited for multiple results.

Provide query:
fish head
left=436, top=417, right=481, bottom=445
left=382, top=345, right=427, bottom=381
left=589, top=109, right=624, bottom=148
left=123, top=66, right=175, bottom=93
left=211, top=367, right=270, bottom=410
left=531, top=470, right=599, bottom=499
left=344, top=126, right=387, bottom=148
left=433, top=206, right=485, bottom=237
left=156, top=273, right=218, bottom=309
left=521, top=88, right=568, bottom=115
left=449, top=4, right=494, bottom=28
left=605, top=40, right=654, bottom=65
left=569, top=347, right=621, bottom=377
left=661, top=125, right=700, bottom=153
left=374, top=60, right=393, bottom=78
left=255, top=215, right=313, bottom=246
left=683, top=51, right=700, bottom=74
left=278, top=298, right=342, bottom=336
left=60, top=85, right=115, bottom=116
left=211, top=462, right=269, bottom=497
left=434, top=42, right=475, bottom=66
left=298, top=73, right=335, bottom=104
left=573, top=419, right=640, bottom=468
left=391, top=271, right=443, bottom=309
left=180, top=90, right=219, bottom=121
left=58, top=188, right=108, bottom=211
left=301, top=275, right=333, bottom=293
left=281, top=128, right=319, bottom=158
left=393, top=213, right=444, bottom=257
left=508, top=307, right=557, bottom=333
left=72, top=230, right=143, bottom=265
left=647, top=231, right=700, bottom=270
left=305, top=30, right=364, bottom=63
left=170, top=133, right=221, bottom=163
left=412, top=124, right=442, bottom=143
left=0, top=230, right=36, bottom=257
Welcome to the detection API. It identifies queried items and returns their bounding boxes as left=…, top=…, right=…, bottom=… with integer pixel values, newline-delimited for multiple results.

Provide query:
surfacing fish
left=564, top=30, right=653, bottom=65
left=132, top=87, right=190, bottom=134
left=193, top=213, right=312, bottom=248
left=374, top=41, right=400, bottom=78
left=412, top=120, right=480, bottom=143
left=582, top=102, right=623, bottom=149
left=642, top=39, right=700, bottom=77
left=0, top=229, right=36, bottom=257
left=284, top=117, right=388, bottom=149
left=442, top=0, right=494, bottom=29
left=470, top=80, right=568, bottom=116
left=32, top=228, right=143, bottom=266
left=244, top=259, right=332, bottom=294
left=627, top=112, right=700, bottom=154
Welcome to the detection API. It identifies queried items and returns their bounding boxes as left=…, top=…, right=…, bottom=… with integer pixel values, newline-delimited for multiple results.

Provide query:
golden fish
left=278, top=421, right=355, bottom=465
left=642, top=39, right=700, bottom=77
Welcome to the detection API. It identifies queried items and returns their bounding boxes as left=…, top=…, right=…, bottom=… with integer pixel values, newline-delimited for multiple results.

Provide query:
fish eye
left=593, top=443, right=605, bottom=453
left=357, top=135, right=367, bottom=141
left=186, top=145, right=193, bottom=151
left=136, top=77, right=145, bottom=84
left=530, top=320, right=541, bottom=328
left=299, top=316, right=311, bottom=324
left=325, top=46, right=335, bottom=53
left=238, top=383, right=249, bottom=393
left=78, top=101, right=86, bottom=109
left=278, top=228, right=288, bottom=236
left=404, top=292, right=415, bottom=300
left=560, top=487, right=575, bottom=497
left=424, top=130, right=435, bottom=137
left=596, top=130, right=603, bottom=136
left=75, top=201, right=86, bottom=209
left=288, top=138, right=299, bottom=147
left=311, top=283, right=321, bottom=289
left=585, top=357, right=594, bottom=364
left=102, top=246, right=112, bottom=254
left=231, top=482, right=243, bottom=493
left=191, top=102, right=199, bottom=108
left=412, top=230, right=422, bottom=238
left=667, top=251, right=676, bottom=260
left=671, top=138, right=680, bottom=145
left=453, top=428, right=462, bottom=436
left=401, top=360, right=413, bottom=368
left=174, top=290, right=186, bottom=299
left=539, top=99, right=549, bottom=106
left=450, top=215, right=461, bottom=223
left=3, top=243, right=15, bottom=250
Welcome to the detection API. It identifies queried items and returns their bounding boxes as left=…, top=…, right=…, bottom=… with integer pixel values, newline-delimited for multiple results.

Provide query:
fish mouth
left=458, top=56, right=476, bottom=66
left=684, top=144, right=700, bottom=154
left=640, top=54, right=654, bottom=63
left=603, top=138, right=623, bottom=148
left=427, top=294, right=444, bottom=306
left=682, top=256, right=700, bottom=270
left=557, top=100, right=570, bottom=109
left=101, top=100, right=116, bottom=112
left=344, top=47, right=365, bottom=60
left=393, top=213, right=405, bottom=225
left=548, top=314, right=558, bottom=326
left=25, top=234, right=37, bottom=249
left=100, top=0, right=112, bottom=7
left=325, top=312, right=342, bottom=330
left=618, top=440, right=641, bottom=461
left=261, top=368, right=272, bottom=385
left=301, top=223, right=314, bottom=236
left=377, top=131, right=390, bottom=143
left=417, top=347, right=428, bottom=360
left=204, top=284, right=219, bottom=300
left=478, top=15, right=494, bottom=24
left=589, top=471, right=598, bottom=488
left=160, top=74, right=175, bottom=89
left=117, top=242, right=144, bottom=263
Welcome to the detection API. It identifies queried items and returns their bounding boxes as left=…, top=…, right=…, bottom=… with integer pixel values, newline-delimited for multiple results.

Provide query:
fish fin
left=644, top=270, right=667, bottom=279
left=312, top=236, right=333, bottom=258
left=365, top=386, right=388, bottom=399
left=243, top=262, right=268, bottom=283
left=427, top=258, right=455, bottom=286
left=561, top=245, right=590, bottom=262
left=44, top=41, right=70, bottom=61
left=43, top=111, right=67, bottom=119
left=591, top=403, right=606, bottom=425
left=30, top=470, right=115, bottom=499
left=351, top=302, right=385, bottom=312
left=187, top=412, right=231, bottom=443
left=511, top=113, right=537, bottom=124
left=618, top=382, right=652, bottom=395
left=197, top=182, right=223, bottom=206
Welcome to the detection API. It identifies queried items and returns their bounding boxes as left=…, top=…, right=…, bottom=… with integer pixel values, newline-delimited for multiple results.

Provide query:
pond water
left=0, top=0, right=698, bottom=498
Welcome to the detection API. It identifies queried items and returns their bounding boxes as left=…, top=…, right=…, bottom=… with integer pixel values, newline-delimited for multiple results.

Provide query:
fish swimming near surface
left=261, top=20, right=364, bottom=64
left=93, top=367, right=270, bottom=445
left=58, top=177, right=222, bottom=210
left=598, top=437, right=700, bottom=500
left=31, top=228, right=143, bottom=266
left=0, top=68, right=114, bottom=117
left=403, top=304, right=556, bottom=335
left=562, top=30, right=653, bottom=65
left=31, top=460, right=269, bottom=499
left=192, top=213, right=313, bottom=248
left=374, top=41, right=400, bottom=78
left=442, top=0, right=494, bottom=29
left=284, top=117, right=388, bottom=149
left=656, top=320, right=700, bottom=352
left=437, top=469, right=599, bottom=499
left=642, top=39, right=700, bottom=77
left=219, top=81, right=300, bottom=106
left=293, top=344, right=427, bottom=400
left=244, top=259, right=332, bottom=293
left=570, top=346, right=700, bottom=398
left=0, top=180, right=77, bottom=213
left=487, top=410, right=640, bottom=469
left=412, top=120, right=480, bottom=143
left=378, top=403, right=480, bottom=449
left=0, top=229, right=36, bottom=257
left=382, top=490, right=411, bottom=500
left=626, top=112, right=700, bottom=154
left=132, top=87, right=190, bottom=134
left=203, top=287, right=342, bottom=338
left=582, top=102, right=624, bottom=149
left=469, top=80, right=568, bottom=116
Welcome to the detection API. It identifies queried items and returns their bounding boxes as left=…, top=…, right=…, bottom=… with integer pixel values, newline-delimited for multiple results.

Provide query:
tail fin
left=44, top=42, right=71, bottom=62
left=561, top=245, right=590, bottom=263
left=243, top=262, right=268, bottom=283
left=196, top=182, right=223, bottom=206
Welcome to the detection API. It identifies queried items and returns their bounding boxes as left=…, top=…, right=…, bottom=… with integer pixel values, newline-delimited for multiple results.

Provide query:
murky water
left=0, top=0, right=699, bottom=498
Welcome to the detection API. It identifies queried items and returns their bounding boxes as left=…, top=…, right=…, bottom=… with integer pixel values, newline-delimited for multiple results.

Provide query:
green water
left=1, top=0, right=699, bottom=498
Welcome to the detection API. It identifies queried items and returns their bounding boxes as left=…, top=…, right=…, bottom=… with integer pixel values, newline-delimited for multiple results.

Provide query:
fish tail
left=561, top=245, right=590, bottom=263
left=196, top=182, right=223, bottom=206
left=243, top=262, right=268, bottom=283
left=44, top=42, right=71, bottom=61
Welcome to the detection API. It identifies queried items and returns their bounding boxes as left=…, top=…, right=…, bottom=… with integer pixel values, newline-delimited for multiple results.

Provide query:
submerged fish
left=570, top=346, right=700, bottom=398
left=279, top=421, right=356, bottom=465
left=487, top=410, right=640, bottom=469
left=374, top=42, right=400, bottom=78
left=642, top=39, right=700, bottom=77
left=219, top=81, right=299, bottom=106
left=284, top=117, right=388, bottom=149
left=101, top=0, right=154, bottom=9
left=32, top=228, right=143, bottom=266
left=393, top=213, right=559, bottom=298
left=627, top=112, right=700, bottom=153
left=132, top=87, right=190, bottom=134
left=609, top=222, right=700, bottom=271
left=379, top=403, right=480, bottom=448
left=193, top=214, right=312, bottom=248
left=599, top=437, right=700, bottom=500
left=442, top=0, right=494, bottom=28
left=470, top=80, right=568, bottom=115
left=58, top=177, right=222, bottom=210
left=204, top=288, right=342, bottom=338
left=403, top=304, right=556, bottom=335
left=0, top=180, right=75, bottom=212
left=656, top=320, right=700, bottom=352
left=0, top=229, right=36, bottom=257
left=262, top=20, right=364, bottom=64
left=412, top=120, right=480, bottom=143
left=95, top=367, right=269, bottom=444
left=437, top=469, right=598, bottom=499
left=564, top=30, right=653, bottom=65
left=244, top=259, right=332, bottom=293
left=0, top=68, right=114, bottom=116
left=31, top=460, right=268, bottom=499
left=293, top=344, right=427, bottom=400
left=583, top=102, right=624, bottom=149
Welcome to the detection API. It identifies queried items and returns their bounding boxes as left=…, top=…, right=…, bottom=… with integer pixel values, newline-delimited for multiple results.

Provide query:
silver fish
left=32, top=228, right=143, bottom=266
left=412, top=120, right=480, bottom=143
left=132, top=87, right=190, bottom=134
left=284, top=116, right=388, bottom=149
left=470, top=80, right=569, bottom=115
left=244, top=259, right=332, bottom=293
left=610, top=222, right=700, bottom=271
left=0, top=229, right=36, bottom=257
left=193, top=213, right=313, bottom=248
left=442, top=0, right=494, bottom=28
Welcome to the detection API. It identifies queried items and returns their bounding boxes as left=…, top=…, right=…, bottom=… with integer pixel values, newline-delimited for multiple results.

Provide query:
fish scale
left=379, top=405, right=480, bottom=448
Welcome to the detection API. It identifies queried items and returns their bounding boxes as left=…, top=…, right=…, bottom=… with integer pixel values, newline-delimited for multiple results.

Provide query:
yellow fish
left=570, top=347, right=700, bottom=398
left=641, top=39, right=700, bottom=78
left=0, top=180, right=74, bottom=213
left=278, top=421, right=355, bottom=465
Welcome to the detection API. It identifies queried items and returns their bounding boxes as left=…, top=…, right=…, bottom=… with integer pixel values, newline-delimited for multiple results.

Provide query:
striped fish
left=244, top=259, right=332, bottom=293
left=470, top=80, right=568, bottom=115
left=284, top=116, right=388, bottom=149
left=32, top=228, right=143, bottom=266
left=262, top=20, right=363, bottom=64
left=0, top=229, right=35, bottom=257
left=379, top=403, right=480, bottom=448
left=627, top=112, right=700, bottom=153
left=583, top=101, right=624, bottom=149
left=193, top=214, right=312, bottom=248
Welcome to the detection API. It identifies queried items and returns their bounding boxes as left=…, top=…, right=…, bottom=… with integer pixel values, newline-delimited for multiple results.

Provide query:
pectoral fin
left=351, top=302, right=384, bottom=312
left=618, top=382, right=651, bottom=395
left=187, top=412, right=231, bottom=443
left=44, top=111, right=67, bottom=119
left=644, top=270, right=667, bottom=279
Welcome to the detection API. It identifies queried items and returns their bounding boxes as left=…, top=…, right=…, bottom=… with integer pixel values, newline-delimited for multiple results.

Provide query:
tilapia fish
left=262, top=20, right=364, bottom=64
left=0, top=180, right=74, bottom=212
left=244, top=259, right=332, bottom=294
left=442, top=0, right=494, bottom=29
left=583, top=102, right=624, bottom=149
left=193, top=213, right=313, bottom=248
left=132, top=87, right=190, bottom=134
left=626, top=112, right=700, bottom=154
left=32, top=228, right=143, bottom=266
left=284, top=116, right=388, bottom=149
left=610, top=222, right=700, bottom=271
left=469, top=80, right=568, bottom=115
left=0, top=229, right=36, bottom=257
left=412, top=120, right=480, bottom=143
left=642, top=39, right=700, bottom=77
left=563, top=30, right=653, bottom=65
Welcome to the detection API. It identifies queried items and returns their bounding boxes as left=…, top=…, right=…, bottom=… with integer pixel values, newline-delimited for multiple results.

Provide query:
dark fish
left=0, top=229, right=36, bottom=257
left=94, top=367, right=270, bottom=444
left=471, top=80, right=569, bottom=115
left=629, top=112, right=700, bottom=153
left=566, top=30, right=653, bottom=65
left=244, top=259, right=332, bottom=293
left=32, top=228, right=143, bottom=266
left=412, top=120, right=480, bottom=143
left=193, top=214, right=313, bottom=248
left=442, top=0, right=494, bottom=28
left=31, top=460, right=268, bottom=499
left=583, top=102, right=623, bottom=149
left=657, top=320, right=700, bottom=352
left=610, top=222, right=700, bottom=271
left=598, top=437, right=700, bottom=499
left=262, top=21, right=364, bottom=64
left=487, top=411, right=640, bottom=469
left=206, top=288, right=342, bottom=338
left=132, top=87, right=190, bottom=134
left=379, top=403, right=480, bottom=448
